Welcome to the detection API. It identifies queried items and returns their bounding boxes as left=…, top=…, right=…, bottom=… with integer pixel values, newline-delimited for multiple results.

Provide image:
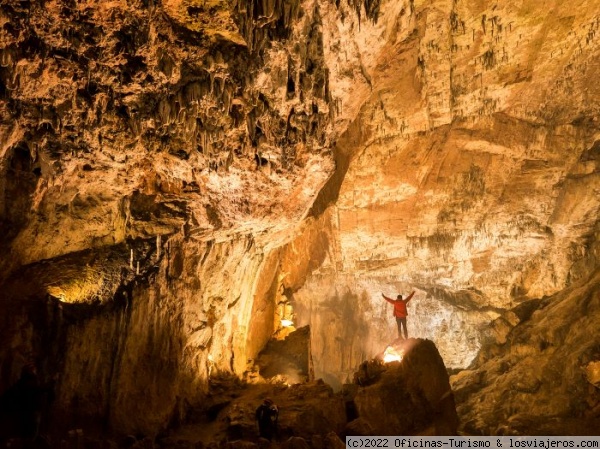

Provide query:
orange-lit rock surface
left=349, top=338, right=459, bottom=435
left=1, top=0, right=599, bottom=437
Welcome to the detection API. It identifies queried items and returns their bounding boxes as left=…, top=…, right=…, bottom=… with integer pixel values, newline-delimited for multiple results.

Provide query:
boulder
left=281, top=437, right=310, bottom=449
left=323, top=432, right=346, bottom=449
left=350, top=339, right=458, bottom=435
left=344, top=418, right=375, bottom=436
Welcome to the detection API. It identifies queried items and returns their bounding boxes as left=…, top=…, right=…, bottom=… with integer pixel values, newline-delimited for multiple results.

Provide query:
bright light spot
left=281, top=319, right=294, bottom=327
left=207, top=354, right=215, bottom=377
left=383, top=346, right=404, bottom=363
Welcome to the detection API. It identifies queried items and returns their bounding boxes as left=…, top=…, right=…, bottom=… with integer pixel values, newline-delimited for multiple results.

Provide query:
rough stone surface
left=0, top=0, right=335, bottom=276
left=347, top=339, right=459, bottom=436
left=451, top=268, right=600, bottom=435
left=256, top=325, right=313, bottom=384
left=0, top=0, right=336, bottom=435
left=166, top=378, right=346, bottom=446
left=1, top=0, right=600, bottom=439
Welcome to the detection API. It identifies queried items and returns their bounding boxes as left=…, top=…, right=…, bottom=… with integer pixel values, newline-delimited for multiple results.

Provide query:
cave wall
left=57, top=234, right=289, bottom=435
left=277, top=205, right=492, bottom=386
left=320, top=0, right=600, bottom=434
left=282, top=0, right=600, bottom=388
left=1, top=0, right=600, bottom=437
left=452, top=266, right=600, bottom=435
left=0, top=0, right=338, bottom=436
left=324, top=0, right=600, bottom=304
left=0, top=234, right=286, bottom=435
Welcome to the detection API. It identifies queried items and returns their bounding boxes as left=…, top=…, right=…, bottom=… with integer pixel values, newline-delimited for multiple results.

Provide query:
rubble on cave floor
left=160, top=373, right=346, bottom=448
left=157, top=338, right=457, bottom=448
left=0, top=338, right=457, bottom=448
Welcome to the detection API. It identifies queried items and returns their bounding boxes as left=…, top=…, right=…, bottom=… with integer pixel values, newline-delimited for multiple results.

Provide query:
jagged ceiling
left=0, top=0, right=334, bottom=274
left=3, top=0, right=599, bottom=294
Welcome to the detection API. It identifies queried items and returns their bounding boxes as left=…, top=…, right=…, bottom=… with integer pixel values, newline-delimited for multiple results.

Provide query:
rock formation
left=452, top=268, right=600, bottom=435
left=0, top=0, right=599, bottom=439
left=347, top=338, right=459, bottom=436
left=69, top=337, right=451, bottom=448
left=1, top=0, right=336, bottom=436
left=255, top=325, right=314, bottom=385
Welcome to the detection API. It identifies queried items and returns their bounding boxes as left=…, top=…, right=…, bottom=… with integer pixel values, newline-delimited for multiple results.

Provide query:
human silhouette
left=255, top=397, right=278, bottom=441
left=382, top=291, right=416, bottom=339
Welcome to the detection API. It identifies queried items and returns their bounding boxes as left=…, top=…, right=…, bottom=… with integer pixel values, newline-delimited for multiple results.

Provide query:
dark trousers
left=396, top=317, right=408, bottom=339
left=258, top=422, right=276, bottom=441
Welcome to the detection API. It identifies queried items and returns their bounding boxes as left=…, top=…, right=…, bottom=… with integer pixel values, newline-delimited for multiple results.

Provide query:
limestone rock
left=166, top=379, right=346, bottom=446
left=452, top=269, right=600, bottom=435
left=344, top=418, right=375, bottom=437
left=256, top=326, right=313, bottom=384
left=1, top=0, right=600, bottom=439
left=349, top=339, right=458, bottom=436
left=585, top=361, right=600, bottom=389
left=224, top=442, right=258, bottom=449
left=281, top=437, right=310, bottom=449
left=323, top=432, right=346, bottom=449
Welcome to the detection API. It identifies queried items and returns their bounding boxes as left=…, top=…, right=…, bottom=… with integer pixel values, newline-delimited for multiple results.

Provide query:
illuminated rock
left=452, top=270, right=600, bottom=435
left=0, top=0, right=599, bottom=438
left=348, top=339, right=458, bottom=436
left=255, top=325, right=314, bottom=384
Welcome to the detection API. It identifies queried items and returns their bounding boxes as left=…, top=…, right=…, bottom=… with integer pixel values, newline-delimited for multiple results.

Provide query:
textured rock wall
left=0, top=0, right=334, bottom=276
left=0, top=0, right=339, bottom=435
left=278, top=205, right=492, bottom=385
left=1, top=0, right=600, bottom=437
left=327, top=0, right=600, bottom=303
left=285, top=0, right=600, bottom=387
left=451, top=266, right=600, bottom=435
left=0, top=234, right=286, bottom=435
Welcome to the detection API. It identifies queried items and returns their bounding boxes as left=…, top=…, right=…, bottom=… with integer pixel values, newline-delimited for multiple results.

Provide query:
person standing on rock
left=382, top=290, right=416, bottom=339
left=255, top=397, right=278, bottom=441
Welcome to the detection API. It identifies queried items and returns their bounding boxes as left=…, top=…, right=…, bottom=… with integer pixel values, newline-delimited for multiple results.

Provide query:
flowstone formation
left=0, top=0, right=339, bottom=436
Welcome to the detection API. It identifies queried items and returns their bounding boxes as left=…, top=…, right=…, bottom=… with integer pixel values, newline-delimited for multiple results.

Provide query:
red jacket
left=383, top=291, right=415, bottom=318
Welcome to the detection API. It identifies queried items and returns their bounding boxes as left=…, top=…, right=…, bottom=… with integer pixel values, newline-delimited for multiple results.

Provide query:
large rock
left=348, top=339, right=458, bottom=436
left=452, top=269, right=600, bottom=435
left=256, top=326, right=314, bottom=385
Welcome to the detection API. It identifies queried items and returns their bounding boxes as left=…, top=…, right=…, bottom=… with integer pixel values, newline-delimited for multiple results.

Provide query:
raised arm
left=382, top=293, right=395, bottom=304
left=405, top=291, right=416, bottom=303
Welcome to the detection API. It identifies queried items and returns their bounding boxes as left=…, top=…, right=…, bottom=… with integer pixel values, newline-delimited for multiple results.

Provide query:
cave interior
left=1, top=0, right=600, bottom=445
